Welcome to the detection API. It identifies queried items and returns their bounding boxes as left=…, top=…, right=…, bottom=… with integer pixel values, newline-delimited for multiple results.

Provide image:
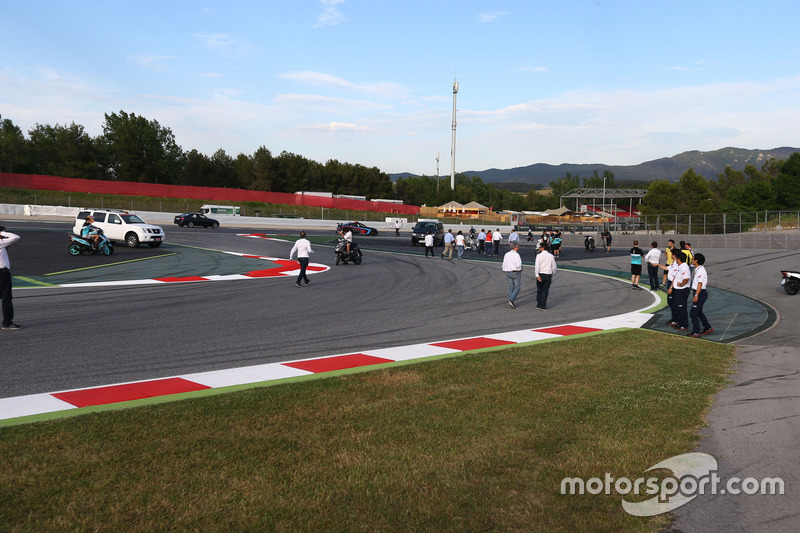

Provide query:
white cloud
left=315, top=0, right=347, bottom=28
left=279, top=71, right=409, bottom=99
left=517, top=66, right=550, bottom=73
left=129, top=55, right=175, bottom=72
left=477, top=11, right=509, bottom=23
left=2, top=63, right=798, bottom=173
left=193, top=33, right=253, bottom=58
left=453, top=77, right=800, bottom=167
left=304, top=121, right=370, bottom=133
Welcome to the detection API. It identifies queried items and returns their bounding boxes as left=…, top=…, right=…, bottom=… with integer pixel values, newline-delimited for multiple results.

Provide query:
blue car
left=337, top=221, right=379, bottom=236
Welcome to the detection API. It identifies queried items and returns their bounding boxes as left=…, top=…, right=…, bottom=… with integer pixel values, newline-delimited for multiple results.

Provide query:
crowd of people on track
left=320, top=224, right=714, bottom=339
left=427, top=226, right=713, bottom=338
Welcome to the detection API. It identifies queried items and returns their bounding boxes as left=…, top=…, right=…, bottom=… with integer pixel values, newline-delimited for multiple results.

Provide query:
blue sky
left=1, top=0, right=798, bottom=176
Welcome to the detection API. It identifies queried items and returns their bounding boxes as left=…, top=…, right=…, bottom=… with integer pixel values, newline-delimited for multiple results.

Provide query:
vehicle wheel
left=177, top=223, right=183, bottom=227
left=785, top=283, right=799, bottom=296
left=373, top=230, right=379, bottom=237
left=335, top=254, right=341, bottom=265
left=147, top=242, right=162, bottom=248
left=187, top=221, right=194, bottom=228
left=354, top=255, right=362, bottom=265
left=125, top=233, right=140, bottom=248
left=68, top=243, right=82, bottom=256
left=470, top=244, right=477, bottom=251
left=102, top=245, right=113, bottom=256
left=211, top=222, right=219, bottom=229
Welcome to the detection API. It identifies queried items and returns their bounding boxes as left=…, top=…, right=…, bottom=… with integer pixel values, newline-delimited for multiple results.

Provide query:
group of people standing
left=441, top=229, right=468, bottom=260
left=433, top=227, right=523, bottom=259
left=631, top=239, right=713, bottom=338
left=536, top=230, right=563, bottom=258
left=475, top=228, right=506, bottom=256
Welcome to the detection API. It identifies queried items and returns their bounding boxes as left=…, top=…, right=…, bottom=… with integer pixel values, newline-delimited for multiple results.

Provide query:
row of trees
left=640, top=155, right=800, bottom=215
left=0, top=112, right=393, bottom=200
left=2, top=112, right=798, bottom=214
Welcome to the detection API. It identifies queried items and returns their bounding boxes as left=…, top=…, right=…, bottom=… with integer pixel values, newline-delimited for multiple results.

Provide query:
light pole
left=602, top=177, right=607, bottom=229
left=436, top=152, right=440, bottom=194
left=450, top=79, right=458, bottom=192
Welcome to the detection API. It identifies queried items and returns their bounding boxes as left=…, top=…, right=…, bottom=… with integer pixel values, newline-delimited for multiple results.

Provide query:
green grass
left=0, top=329, right=735, bottom=532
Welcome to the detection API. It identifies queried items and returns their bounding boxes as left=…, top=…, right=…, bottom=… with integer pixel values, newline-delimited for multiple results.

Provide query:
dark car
left=174, top=213, right=220, bottom=229
left=337, top=221, right=379, bottom=236
left=411, top=221, right=444, bottom=246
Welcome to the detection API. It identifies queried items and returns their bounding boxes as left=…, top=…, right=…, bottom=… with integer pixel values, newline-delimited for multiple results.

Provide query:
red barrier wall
left=0, top=173, right=419, bottom=215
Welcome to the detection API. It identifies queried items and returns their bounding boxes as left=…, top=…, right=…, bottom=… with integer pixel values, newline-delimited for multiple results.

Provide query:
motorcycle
left=584, top=236, right=595, bottom=253
left=780, top=270, right=800, bottom=295
left=69, top=230, right=114, bottom=256
left=466, top=233, right=478, bottom=251
left=335, top=238, right=362, bottom=265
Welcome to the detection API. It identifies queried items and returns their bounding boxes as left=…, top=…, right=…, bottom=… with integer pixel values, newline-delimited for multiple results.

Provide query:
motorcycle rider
left=81, top=215, right=101, bottom=250
left=340, top=226, right=353, bottom=257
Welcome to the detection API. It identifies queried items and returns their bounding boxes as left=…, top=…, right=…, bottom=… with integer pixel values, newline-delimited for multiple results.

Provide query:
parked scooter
left=334, top=238, right=362, bottom=265
left=584, top=235, right=595, bottom=253
left=780, top=270, right=800, bottom=295
left=69, top=230, right=113, bottom=256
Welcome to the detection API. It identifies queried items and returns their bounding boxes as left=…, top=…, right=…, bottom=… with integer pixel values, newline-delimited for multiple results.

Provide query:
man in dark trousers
left=601, top=228, right=612, bottom=253
left=670, top=251, right=692, bottom=331
left=534, top=241, right=557, bottom=310
left=0, top=225, right=22, bottom=330
left=289, top=231, right=313, bottom=288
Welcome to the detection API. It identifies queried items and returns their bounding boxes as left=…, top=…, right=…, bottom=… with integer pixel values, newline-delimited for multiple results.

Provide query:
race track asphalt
left=2, top=221, right=658, bottom=398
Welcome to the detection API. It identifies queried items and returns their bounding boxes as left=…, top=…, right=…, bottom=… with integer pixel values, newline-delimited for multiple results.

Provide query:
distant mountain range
left=390, top=147, right=800, bottom=187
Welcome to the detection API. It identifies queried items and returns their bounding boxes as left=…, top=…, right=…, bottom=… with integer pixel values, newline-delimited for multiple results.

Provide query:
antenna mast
left=435, top=152, right=440, bottom=193
left=450, top=78, right=458, bottom=192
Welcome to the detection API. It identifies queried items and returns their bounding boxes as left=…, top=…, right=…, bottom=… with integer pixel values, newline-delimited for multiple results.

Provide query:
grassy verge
left=0, top=329, right=735, bottom=532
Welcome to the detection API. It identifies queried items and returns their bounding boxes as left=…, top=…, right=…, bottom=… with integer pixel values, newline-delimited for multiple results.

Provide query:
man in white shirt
left=534, top=241, right=557, bottom=310
left=455, top=230, right=466, bottom=260
left=0, top=226, right=22, bottom=330
left=688, top=253, right=713, bottom=337
left=492, top=228, right=502, bottom=256
left=644, top=241, right=662, bottom=291
left=289, top=231, right=314, bottom=288
left=502, top=241, right=523, bottom=308
left=424, top=231, right=435, bottom=257
left=669, top=251, right=692, bottom=331
left=340, top=226, right=353, bottom=256
left=664, top=257, right=680, bottom=326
